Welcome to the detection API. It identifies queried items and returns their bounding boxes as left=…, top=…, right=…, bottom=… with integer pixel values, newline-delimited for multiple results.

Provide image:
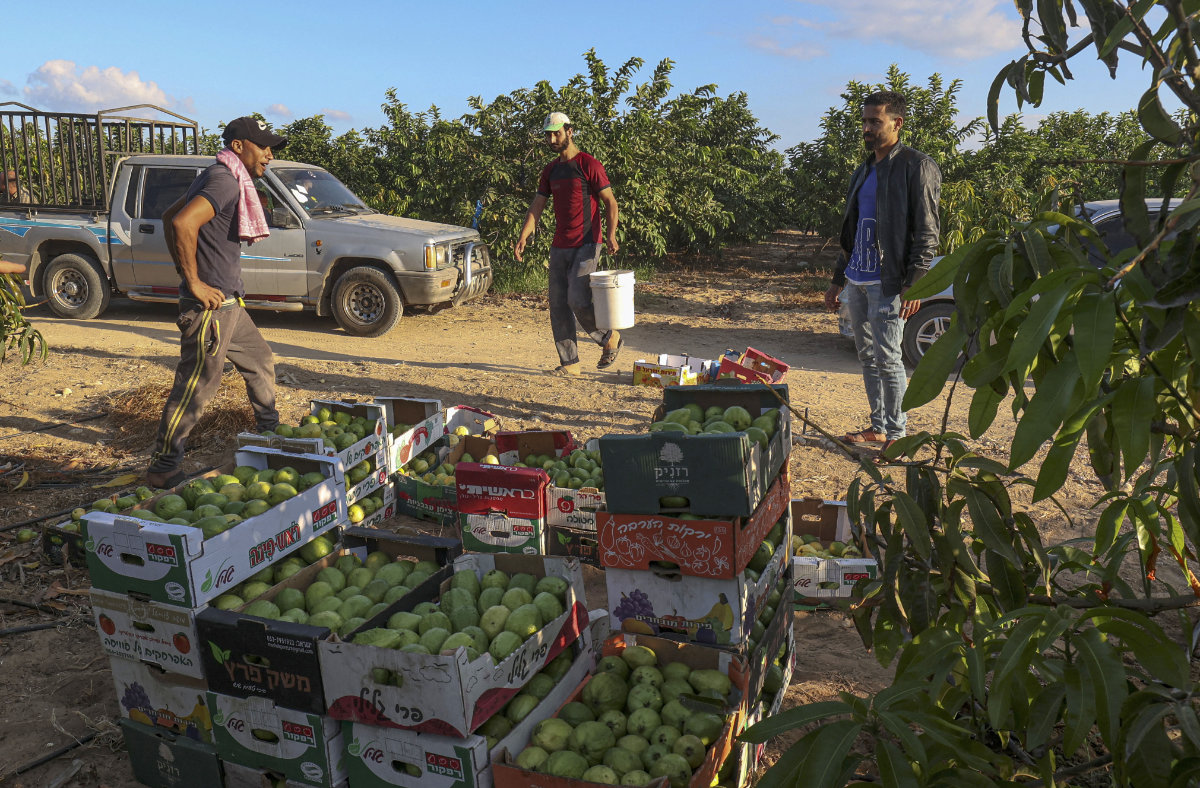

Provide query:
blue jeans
left=845, top=282, right=907, bottom=439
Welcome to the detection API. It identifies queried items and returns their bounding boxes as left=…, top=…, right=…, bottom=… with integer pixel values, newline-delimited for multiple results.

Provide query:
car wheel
left=331, top=266, right=403, bottom=337
left=44, top=253, right=111, bottom=319
left=902, top=302, right=956, bottom=367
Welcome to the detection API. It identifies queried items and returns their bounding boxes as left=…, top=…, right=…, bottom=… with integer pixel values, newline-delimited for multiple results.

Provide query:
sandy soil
left=0, top=231, right=1101, bottom=787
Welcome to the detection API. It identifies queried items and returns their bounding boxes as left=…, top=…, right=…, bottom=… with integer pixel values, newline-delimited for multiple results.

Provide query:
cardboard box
left=353, top=480, right=397, bottom=528
left=92, top=588, right=205, bottom=679
left=596, top=469, right=789, bottom=579
left=41, top=521, right=86, bottom=567
left=790, top=498, right=878, bottom=608
left=197, top=532, right=459, bottom=714
left=543, top=438, right=605, bottom=531
left=391, top=435, right=494, bottom=529
left=604, top=514, right=790, bottom=649
left=376, top=396, right=444, bottom=474
left=119, top=718, right=224, bottom=788
left=340, top=618, right=597, bottom=788
left=494, top=429, right=577, bottom=467
left=492, top=632, right=746, bottom=788
left=83, top=447, right=345, bottom=609
left=444, top=405, right=500, bottom=439
left=545, top=524, right=600, bottom=566
left=716, top=347, right=789, bottom=384
left=110, top=656, right=213, bottom=743
left=222, top=761, right=345, bottom=788
left=208, top=692, right=346, bottom=788
left=632, top=354, right=714, bottom=388
left=457, top=462, right=549, bottom=554
left=320, top=554, right=588, bottom=738
left=656, top=383, right=791, bottom=495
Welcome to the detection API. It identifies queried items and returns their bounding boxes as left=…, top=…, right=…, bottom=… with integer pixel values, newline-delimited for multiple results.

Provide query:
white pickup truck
left=0, top=104, right=491, bottom=337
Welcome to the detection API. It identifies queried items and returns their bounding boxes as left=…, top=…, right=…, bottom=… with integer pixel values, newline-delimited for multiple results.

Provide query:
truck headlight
left=424, top=244, right=448, bottom=270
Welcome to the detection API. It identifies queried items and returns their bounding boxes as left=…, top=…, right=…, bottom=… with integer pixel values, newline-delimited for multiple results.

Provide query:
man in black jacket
left=824, top=90, right=941, bottom=453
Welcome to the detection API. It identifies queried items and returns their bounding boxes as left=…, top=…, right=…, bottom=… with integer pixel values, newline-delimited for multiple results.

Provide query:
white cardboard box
left=92, top=588, right=205, bottom=679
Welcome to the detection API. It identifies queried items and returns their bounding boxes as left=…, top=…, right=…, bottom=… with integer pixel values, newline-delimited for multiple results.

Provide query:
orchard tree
left=747, top=2, right=1200, bottom=786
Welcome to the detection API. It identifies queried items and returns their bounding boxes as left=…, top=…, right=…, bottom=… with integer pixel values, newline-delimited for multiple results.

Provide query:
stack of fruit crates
left=198, top=527, right=460, bottom=788
left=238, top=399, right=393, bottom=528
left=79, top=446, right=347, bottom=787
left=318, top=552, right=600, bottom=787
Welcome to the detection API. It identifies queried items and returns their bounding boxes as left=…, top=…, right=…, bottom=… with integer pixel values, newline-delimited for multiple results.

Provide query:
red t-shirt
left=537, top=151, right=610, bottom=248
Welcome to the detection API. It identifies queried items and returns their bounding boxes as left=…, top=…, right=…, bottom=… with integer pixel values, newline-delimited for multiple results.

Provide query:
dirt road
left=0, top=233, right=1075, bottom=786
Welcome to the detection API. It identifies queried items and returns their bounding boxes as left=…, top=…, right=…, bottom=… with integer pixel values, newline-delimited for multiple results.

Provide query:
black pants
left=149, top=301, right=278, bottom=475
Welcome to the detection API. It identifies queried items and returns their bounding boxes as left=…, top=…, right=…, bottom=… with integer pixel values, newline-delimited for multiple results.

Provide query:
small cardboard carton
left=208, top=692, right=346, bottom=788
left=444, top=405, right=501, bottom=438
left=340, top=616, right=598, bottom=788
left=92, top=588, right=205, bottom=679
left=222, top=761, right=345, bottom=788
left=83, top=447, right=345, bottom=609
left=457, top=462, right=548, bottom=554
left=492, top=632, right=747, bottom=788
left=716, top=347, right=789, bottom=384
left=110, top=656, right=213, bottom=743
left=597, top=469, right=789, bottom=579
left=493, top=429, right=577, bottom=467
left=119, top=718, right=223, bottom=788
left=544, top=438, right=605, bottom=531
left=376, top=395, right=444, bottom=474
left=604, top=514, right=790, bottom=650
left=319, top=554, right=588, bottom=738
left=197, top=532, right=459, bottom=715
left=631, top=354, right=713, bottom=388
left=790, top=498, right=878, bottom=608
left=545, top=524, right=600, bottom=566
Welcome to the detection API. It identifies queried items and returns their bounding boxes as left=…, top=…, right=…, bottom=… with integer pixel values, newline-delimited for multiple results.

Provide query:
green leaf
left=1062, top=654, right=1096, bottom=753
left=1137, top=86, right=1183, bottom=145
left=795, top=720, right=863, bottom=788
left=902, top=317, right=966, bottom=410
left=876, top=740, right=918, bottom=788
left=1111, top=376, right=1156, bottom=476
left=1004, top=281, right=1071, bottom=377
left=1099, top=0, right=1156, bottom=58
left=987, top=63, right=1015, bottom=133
left=1010, top=353, right=1081, bottom=468
left=1074, top=627, right=1128, bottom=744
left=208, top=640, right=228, bottom=665
left=967, top=383, right=1004, bottom=438
left=1026, top=683, right=1066, bottom=749
left=1033, top=430, right=1084, bottom=502
left=892, top=492, right=932, bottom=560
left=1072, top=292, right=1116, bottom=393
left=1094, top=500, right=1129, bottom=556
left=965, top=487, right=1020, bottom=565
left=1089, top=612, right=1190, bottom=688
left=1037, top=0, right=1069, bottom=51
left=739, top=700, right=851, bottom=743
left=1175, top=450, right=1200, bottom=551
left=754, top=730, right=811, bottom=788
left=1121, top=141, right=1157, bottom=245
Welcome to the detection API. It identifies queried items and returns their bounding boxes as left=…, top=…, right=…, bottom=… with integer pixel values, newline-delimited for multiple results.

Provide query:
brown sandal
left=597, top=338, right=624, bottom=369
left=842, top=429, right=886, bottom=444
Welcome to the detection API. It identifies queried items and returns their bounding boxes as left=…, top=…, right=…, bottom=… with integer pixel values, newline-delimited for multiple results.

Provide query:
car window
left=255, top=184, right=301, bottom=229
left=1081, top=211, right=1161, bottom=267
left=140, top=167, right=198, bottom=219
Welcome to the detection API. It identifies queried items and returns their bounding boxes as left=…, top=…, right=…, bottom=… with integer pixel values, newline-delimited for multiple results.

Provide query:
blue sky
left=0, top=0, right=1167, bottom=151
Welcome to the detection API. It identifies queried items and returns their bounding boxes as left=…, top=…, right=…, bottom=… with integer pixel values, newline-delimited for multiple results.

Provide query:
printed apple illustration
left=98, top=614, right=116, bottom=635
left=173, top=633, right=191, bottom=654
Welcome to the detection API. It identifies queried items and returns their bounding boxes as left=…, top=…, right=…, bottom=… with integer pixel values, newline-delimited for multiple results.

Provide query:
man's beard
left=862, top=135, right=875, bottom=152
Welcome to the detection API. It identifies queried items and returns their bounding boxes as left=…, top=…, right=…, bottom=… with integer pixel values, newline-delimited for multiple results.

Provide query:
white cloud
left=796, top=0, right=1020, bottom=60
left=746, top=34, right=827, bottom=60
left=21, top=60, right=175, bottom=112
left=322, top=109, right=352, bottom=122
left=267, top=103, right=292, bottom=118
left=0, top=79, right=15, bottom=97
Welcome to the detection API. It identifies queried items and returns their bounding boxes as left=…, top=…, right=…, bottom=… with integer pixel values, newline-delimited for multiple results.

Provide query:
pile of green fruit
left=792, top=532, right=863, bottom=559
left=514, top=447, right=604, bottom=492
left=212, top=536, right=443, bottom=639
left=144, top=466, right=326, bottom=539
left=350, top=567, right=573, bottom=677
left=759, top=639, right=791, bottom=714
left=475, top=649, right=578, bottom=749
left=513, top=644, right=734, bottom=787
left=648, top=403, right=782, bottom=450
left=346, top=488, right=388, bottom=525
left=262, top=405, right=379, bottom=452
left=56, top=484, right=163, bottom=534
left=396, top=443, right=502, bottom=488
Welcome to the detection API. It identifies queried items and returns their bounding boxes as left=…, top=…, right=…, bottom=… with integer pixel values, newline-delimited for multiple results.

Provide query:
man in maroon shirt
left=515, top=112, right=622, bottom=376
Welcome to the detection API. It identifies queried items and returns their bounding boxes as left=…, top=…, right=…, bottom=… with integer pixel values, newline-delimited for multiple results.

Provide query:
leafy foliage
left=747, top=2, right=1200, bottom=785
left=0, top=270, right=46, bottom=365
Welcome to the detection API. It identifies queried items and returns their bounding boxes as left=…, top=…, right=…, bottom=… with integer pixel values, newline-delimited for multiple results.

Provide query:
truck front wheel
left=331, top=266, right=403, bottom=337
left=44, top=253, right=112, bottom=320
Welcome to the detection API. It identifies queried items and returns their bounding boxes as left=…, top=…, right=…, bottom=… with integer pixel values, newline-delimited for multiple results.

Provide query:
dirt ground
left=0, top=231, right=1105, bottom=787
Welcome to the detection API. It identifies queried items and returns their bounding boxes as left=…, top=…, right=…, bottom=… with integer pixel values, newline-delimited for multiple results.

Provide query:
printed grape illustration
left=613, top=590, right=654, bottom=622
left=121, top=681, right=151, bottom=712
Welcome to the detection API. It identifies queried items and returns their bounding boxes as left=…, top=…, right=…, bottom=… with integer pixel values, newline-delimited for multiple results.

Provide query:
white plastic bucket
left=590, top=269, right=636, bottom=330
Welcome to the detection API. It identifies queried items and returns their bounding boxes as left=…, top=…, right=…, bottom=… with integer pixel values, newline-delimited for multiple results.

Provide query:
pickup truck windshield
left=273, top=167, right=370, bottom=217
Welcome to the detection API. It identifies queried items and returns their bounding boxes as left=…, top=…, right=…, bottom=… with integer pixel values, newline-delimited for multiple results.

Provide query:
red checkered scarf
left=217, top=148, right=269, bottom=244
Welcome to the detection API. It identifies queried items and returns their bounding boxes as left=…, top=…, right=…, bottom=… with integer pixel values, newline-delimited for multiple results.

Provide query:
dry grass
left=103, top=372, right=255, bottom=451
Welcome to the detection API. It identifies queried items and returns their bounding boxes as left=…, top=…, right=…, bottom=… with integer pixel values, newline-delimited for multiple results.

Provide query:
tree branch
left=1036, top=153, right=1200, bottom=167
left=1018, top=754, right=1113, bottom=786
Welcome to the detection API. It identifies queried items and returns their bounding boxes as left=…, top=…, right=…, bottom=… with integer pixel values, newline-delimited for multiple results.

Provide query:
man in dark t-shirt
left=145, top=116, right=287, bottom=489
left=515, top=112, right=622, bottom=376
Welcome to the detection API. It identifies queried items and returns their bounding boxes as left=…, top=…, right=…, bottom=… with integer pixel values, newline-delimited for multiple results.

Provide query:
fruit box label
left=208, top=692, right=346, bottom=788
left=357, top=482, right=397, bottom=528
left=393, top=474, right=458, bottom=526
left=342, top=640, right=592, bottom=788
left=92, top=589, right=204, bottom=679
left=596, top=470, right=788, bottom=579
left=455, top=463, right=548, bottom=519
left=546, top=486, right=605, bottom=529
left=793, top=557, right=879, bottom=604
left=110, top=657, right=212, bottom=743
left=546, top=524, right=600, bottom=566
left=461, top=512, right=545, bottom=555
left=320, top=554, right=587, bottom=738
left=119, top=718, right=223, bottom=788
left=83, top=448, right=345, bottom=608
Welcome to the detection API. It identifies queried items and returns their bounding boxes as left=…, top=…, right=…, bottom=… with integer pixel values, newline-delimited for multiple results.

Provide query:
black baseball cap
left=221, top=116, right=288, bottom=150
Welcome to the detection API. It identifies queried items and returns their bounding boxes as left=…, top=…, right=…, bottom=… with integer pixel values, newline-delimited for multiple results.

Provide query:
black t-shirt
left=180, top=163, right=244, bottom=300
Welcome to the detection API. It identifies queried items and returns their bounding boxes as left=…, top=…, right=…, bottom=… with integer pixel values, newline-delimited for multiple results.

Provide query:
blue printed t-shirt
left=179, top=163, right=245, bottom=300
left=845, top=164, right=881, bottom=285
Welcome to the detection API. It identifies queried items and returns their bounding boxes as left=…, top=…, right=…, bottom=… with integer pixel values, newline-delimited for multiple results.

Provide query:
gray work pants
left=548, top=243, right=613, bottom=366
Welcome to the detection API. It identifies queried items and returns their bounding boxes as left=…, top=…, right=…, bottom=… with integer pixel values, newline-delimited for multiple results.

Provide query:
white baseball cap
left=543, top=112, right=572, bottom=132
